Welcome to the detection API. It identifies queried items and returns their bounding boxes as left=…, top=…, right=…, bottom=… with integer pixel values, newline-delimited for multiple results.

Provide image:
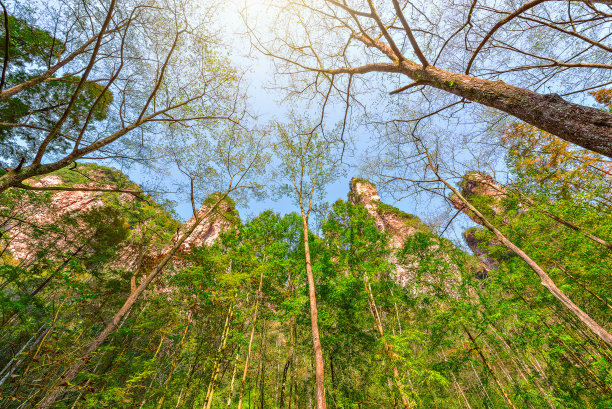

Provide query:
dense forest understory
left=0, top=161, right=610, bottom=408
left=0, top=0, right=611, bottom=407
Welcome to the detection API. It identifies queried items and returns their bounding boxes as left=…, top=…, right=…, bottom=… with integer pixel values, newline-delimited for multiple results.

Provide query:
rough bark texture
left=444, top=178, right=612, bottom=348
left=328, top=37, right=612, bottom=157
left=413, top=65, right=612, bottom=158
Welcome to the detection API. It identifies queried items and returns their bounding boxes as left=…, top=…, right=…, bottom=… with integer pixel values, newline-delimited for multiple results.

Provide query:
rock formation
left=348, top=177, right=469, bottom=294
left=449, top=171, right=515, bottom=273
left=4, top=165, right=481, bottom=298
left=0, top=164, right=237, bottom=272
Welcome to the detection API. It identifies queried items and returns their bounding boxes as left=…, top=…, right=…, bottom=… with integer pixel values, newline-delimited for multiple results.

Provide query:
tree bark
left=301, top=215, right=327, bottom=409
left=463, top=326, right=518, bottom=409
left=433, top=162, right=612, bottom=348
left=35, top=195, right=229, bottom=409
left=324, top=36, right=612, bottom=157
left=237, top=268, right=265, bottom=409
left=203, top=302, right=234, bottom=409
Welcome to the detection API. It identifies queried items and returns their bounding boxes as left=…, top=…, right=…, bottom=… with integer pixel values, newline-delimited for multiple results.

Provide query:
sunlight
left=218, top=0, right=277, bottom=34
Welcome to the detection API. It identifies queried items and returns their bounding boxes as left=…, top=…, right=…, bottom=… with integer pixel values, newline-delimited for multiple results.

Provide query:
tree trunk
left=431, top=160, right=612, bottom=348
left=35, top=195, right=229, bottom=409
left=463, top=326, right=517, bottom=409
left=237, top=268, right=265, bottom=409
left=226, top=357, right=238, bottom=407
left=157, top=321, right=190, bottom=409
left=203, top=302, right=234, bottom=409
left=301, top=215, right=327, bottom=409
left=258, top=320, right=267, bottom=409
left=280, top=317, right=296, bottom=409
left=328, top=38, right=612, bottom=157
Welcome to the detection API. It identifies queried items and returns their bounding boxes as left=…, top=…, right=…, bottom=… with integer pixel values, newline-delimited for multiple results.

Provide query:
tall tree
left=0, top=0, right=244, bottom=194
left=273, top=119, right=343, bottom=409
left=36, top=125, right=268, bottom=408
left=250, top=0, right=612, bottom=156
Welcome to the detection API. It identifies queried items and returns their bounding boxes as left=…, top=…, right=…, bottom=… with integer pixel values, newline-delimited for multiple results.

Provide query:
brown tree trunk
left=301, top=215, right=327, bottom=409
left=36, top=195, right=229, bottom=409
left=463, top=326, right=517, bottom=409
left=329, top=37, right=612, bottom=157
left=429, top=155, right=612, bottom=348
left=237, top=268, right=265, bottom=409
left=203, top=302, right=234, bottom=409
left=363, top=274, right=413, bottom=408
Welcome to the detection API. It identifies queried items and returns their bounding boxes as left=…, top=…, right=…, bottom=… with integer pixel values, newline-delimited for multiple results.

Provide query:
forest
left=0, top=0, right=610, bottom=408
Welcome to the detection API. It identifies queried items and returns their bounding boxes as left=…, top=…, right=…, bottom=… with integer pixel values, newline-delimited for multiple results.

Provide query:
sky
left=144, top=0, right=384, bottom=222
left=98, top=0, right=479, bottom=244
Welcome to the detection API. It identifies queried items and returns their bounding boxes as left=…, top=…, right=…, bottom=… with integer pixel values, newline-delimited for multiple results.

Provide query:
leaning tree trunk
left=329, top=37, right=612, bottom=157
left=301, top=213, right=327, bottom=409
left=36, top=195, right=229, bottom=409
left=433, top=165, right=612, bottom=348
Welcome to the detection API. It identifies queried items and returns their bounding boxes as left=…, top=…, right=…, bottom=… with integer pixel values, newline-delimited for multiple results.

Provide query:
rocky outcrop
left=1, top=166, right=143, bottom=266
left=348, top=178, right=467, bottom=293
left=448, top=171, right=507, bottom=225
left=0, top=164, right=236, bottom=273
left=450, top=172, right=513, bottom=273
left=463, top=228, right=495, bottom=276
left=170, top=194, right=238, bottom=255
left=349, top=178, right=428, bottom=250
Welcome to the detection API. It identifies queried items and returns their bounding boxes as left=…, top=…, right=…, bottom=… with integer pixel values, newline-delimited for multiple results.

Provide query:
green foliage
left=0, top=15, right=63, bottom=66
left=0, top=15, right=113, bottom=166
left=1, top=148, right=610, bottom=408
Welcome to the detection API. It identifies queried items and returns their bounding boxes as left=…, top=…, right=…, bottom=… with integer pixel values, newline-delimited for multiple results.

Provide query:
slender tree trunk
left=237, top=268, right=265, bottom=409
left=443, top=356, right=472, bottom=409
left=226, top=357, right=238, bottom=407
left=430, top=158, right=612, bottom=348
left=157, top=321, right=191, bottom=409
left=363, top=274, right=413, bottom=408
left=488, top=325, right=556, bottom=409
left=301, top=214, right=327, bottom=409
left=463, top=326, right=517, bottom=409
left=0, top=325, right=46, bottom=387
left=279, top=353, right=293, bottom=409
left=36, top=195, right=229, bottom=409
left=203, top=302, right=234, bottom=409
left=258, top=320, right=267, bottom=409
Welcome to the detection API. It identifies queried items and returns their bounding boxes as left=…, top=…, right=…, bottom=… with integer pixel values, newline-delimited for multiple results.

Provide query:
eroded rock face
left=348, top=178, right=463, bottom=294
left=449, top=172, right=507, bottom=224
left=3, top=173, right=134, bottom=265
left=349, top=178, right=424, bottom=251
left=1, top=165, right=235, bottom=272
left=170, top=199, right=237, bottom=254
left=451, top=172, right=512, bottom=274
left=464, top=229, right=495, bottom=277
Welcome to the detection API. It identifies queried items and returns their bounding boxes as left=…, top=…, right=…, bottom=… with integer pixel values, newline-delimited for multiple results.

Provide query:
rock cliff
left=0, top=164, right=237, bottom=273
left=348, top=177, right=468, bottom=294
left=449, top=171, right=513, bottom=273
